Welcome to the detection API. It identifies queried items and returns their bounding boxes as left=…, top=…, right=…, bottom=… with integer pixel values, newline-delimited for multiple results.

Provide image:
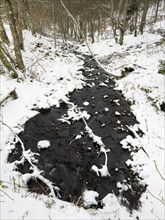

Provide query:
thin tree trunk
left=134, top=11, right=138, bottom=37
left=119, top=26, right=125, bottom=45
left=139, top=0, right=150, bottom=34
left=0, top=41, right=16, bottom=66
left=5, top=0, right=25, bottom=71
left=119, top=0, right=129, bottom=45
left=0, top=46, right=18, bottom=78
left=0, top=14, right=10, bottom=45
left=52, top=0, right=57, bottom=47
left=20, top=0, right=36, bottom=35
left=154, top=0, right=160, bottom=23
left=15, top=0, right=24, bottom=50
left=79, top=19, right=83, bottom=41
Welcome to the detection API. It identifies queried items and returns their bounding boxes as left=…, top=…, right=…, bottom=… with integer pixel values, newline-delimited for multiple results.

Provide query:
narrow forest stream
left=8, top=53, right=146, bottom=211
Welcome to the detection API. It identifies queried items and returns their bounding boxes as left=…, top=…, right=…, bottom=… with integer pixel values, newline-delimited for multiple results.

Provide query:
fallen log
left=0, top=87, right=18, bottom=105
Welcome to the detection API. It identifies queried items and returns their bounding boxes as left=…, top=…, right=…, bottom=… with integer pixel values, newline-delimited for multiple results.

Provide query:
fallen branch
left=60, top=0, right=120, bottom=78
left=0, top=88, right=18, bottom=105
left=153, top=160, right=165, bottom=180
left=0, top=189, right=14, bottom=201
left=147, top=189, right=165, bottom=206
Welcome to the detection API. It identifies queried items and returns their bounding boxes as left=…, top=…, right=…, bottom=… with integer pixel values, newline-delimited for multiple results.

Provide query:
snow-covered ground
left=0, top=19, right=165, bottom=220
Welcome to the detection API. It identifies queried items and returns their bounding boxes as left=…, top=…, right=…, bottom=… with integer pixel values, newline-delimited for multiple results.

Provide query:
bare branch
left=147, top=189, right=165, bottom=206
left=0, top=189, right=14, bottom=201
left=153, top=160, right=165, bottom=180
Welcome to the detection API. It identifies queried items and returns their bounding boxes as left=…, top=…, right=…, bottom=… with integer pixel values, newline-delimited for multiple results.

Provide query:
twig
left=133, top=63, right=147, bottom=70
left=147, top=189, right=165, bottom=206
left=153, top=160, right=165, bottom=180
left=0, top=119, right=25, bottom=151
left=22, top=211, right=29, bottom=220
left=27, top=54, right=46, bottom=73
left=144, top=118, right=149, bottom=133
left=0, top=189, right=14, bottom=201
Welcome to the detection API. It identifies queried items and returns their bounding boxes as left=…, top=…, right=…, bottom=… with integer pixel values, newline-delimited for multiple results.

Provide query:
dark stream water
left=8, top=54, right=146, bottom=211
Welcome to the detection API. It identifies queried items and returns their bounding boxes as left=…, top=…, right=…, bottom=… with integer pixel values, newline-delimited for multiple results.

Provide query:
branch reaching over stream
left=60, top=0, right=120, bottom=78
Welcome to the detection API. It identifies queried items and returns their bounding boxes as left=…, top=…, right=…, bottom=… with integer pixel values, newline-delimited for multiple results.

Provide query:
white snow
left=82, top=190, right=99, bottom=208
left=1, top=14, right=165, bottom=220
left=37, top=140, right=50, bottom=149
left=83, top=101, right=89, bottom=106
left=59, top=101, right=90, bottom=124
left=115, top=111, right=121, bottom=116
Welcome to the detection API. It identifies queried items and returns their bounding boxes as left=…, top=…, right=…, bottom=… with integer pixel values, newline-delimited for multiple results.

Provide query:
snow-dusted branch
left=83, top=118, right=110, bottom=177
left=59, top=99, right=110, bottom=177
left=0, top=119, right=59, bottom=200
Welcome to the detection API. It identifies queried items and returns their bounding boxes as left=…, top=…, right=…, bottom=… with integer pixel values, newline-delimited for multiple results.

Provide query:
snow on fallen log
left=0, top=87, right=18, bottom=105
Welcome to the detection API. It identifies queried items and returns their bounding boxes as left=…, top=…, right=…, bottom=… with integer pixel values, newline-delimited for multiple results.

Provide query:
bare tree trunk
left=15, top=0, right=24, bottom=50
left=134, top=11, right=138, bottom=37
left=90, top=19, right=94, bottom=43
left=139, top=0, right=150, bottom=34
left=154, top=0, right=160, bottom=23
left=0, top=46, right=18, bottom=78
left=0, top=41, right=15, bottom=66
left=119, top=0, right=129, bottom=45
left=110, top=0, right=118, bottom=43
left=0, top=14, right=10, bottom=45
left=79, top=19, right=83, bottom=41
left=52, top=0, right=57, bottom=47
left=5, top=0, right=25, bottom=71
left=20, top=0, right=36, bottom=35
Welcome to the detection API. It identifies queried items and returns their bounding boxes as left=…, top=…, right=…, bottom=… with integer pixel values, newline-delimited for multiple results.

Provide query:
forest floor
left=0, top=21, right=165, bottom=220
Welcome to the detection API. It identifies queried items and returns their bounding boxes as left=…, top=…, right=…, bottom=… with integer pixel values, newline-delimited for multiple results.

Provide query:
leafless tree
left=5, top=0, right=25, bottom=71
